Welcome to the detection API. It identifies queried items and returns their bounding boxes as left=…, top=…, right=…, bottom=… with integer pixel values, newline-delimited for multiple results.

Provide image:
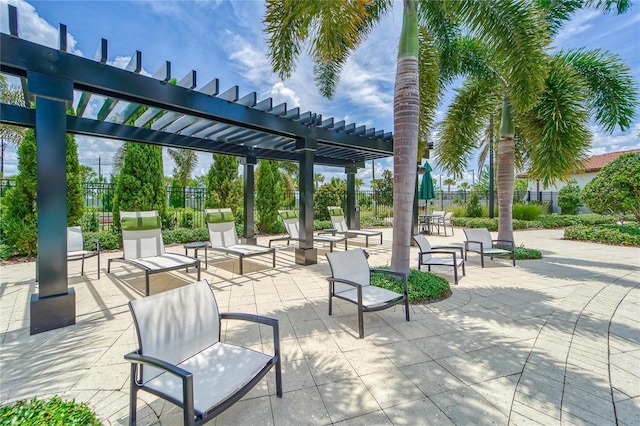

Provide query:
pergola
left=0, top=5, right=393, bottom=334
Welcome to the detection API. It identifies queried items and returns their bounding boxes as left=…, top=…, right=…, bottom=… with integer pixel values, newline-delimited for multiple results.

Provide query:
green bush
left=84, top=229, right=122, bottom=251
left=256, top=160, right=285, bottom=233
left=314, top=184, right=345, bottom=221
left=163, top=228, right=210, bottom=245
left=162, top=207, right=178, bottom=230
left=465, top=192, right=483, bottom=218
left=515, top=247, right=543, bottom=259
left=371, top=269, right=451, bottom=303
left=564, top=223, right=640, bottom=246
left=558, top=180, right=582, bottom=215
left=80, top=208, right=100, bottom=232
left=512, top=203, right=545, bottom=221
left=0, top=396, right=100, bottom=425
left=179, top=208, right=195, bottom=229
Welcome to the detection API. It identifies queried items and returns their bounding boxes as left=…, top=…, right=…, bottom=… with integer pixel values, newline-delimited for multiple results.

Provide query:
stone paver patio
left=1, top=227, right=638, bottom=425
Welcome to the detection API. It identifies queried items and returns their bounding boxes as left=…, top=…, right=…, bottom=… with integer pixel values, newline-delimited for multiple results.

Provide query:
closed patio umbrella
left=418, top=161, right=435, bottom=201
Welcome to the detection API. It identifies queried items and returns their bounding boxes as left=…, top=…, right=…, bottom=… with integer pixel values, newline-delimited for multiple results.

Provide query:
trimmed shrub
left=0, top=396, right=100, bottom=425
left=465, top=192, right=483, bottom=218
left=256, top=160, right=285, bottom=233
left=512, top=203, right=545, bottom=221
left=371, top=269, right=451, bottom=303
left=564, top=223, right=640, bottom=246
left=314, top=183, right=345, bottom=221
left=558, top=180, right=582, bottom=215
left=80, top=207, right=100, bottom=232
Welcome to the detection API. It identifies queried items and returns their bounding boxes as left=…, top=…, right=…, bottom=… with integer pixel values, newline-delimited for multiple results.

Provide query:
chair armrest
left=125, top=350, right=192, bottom=379
left=493, top=239, right=515, bottom=249
left=220, top=313, right=280, bottom=356
left=369, top=269, right=408, bottom=293
left=87, top=238, right=100, bottom=252
left=465, top=240, right=484, bottom=251
left=431, top=245, right=464, bottom=257
left=327, top=277, right=364, bottom=288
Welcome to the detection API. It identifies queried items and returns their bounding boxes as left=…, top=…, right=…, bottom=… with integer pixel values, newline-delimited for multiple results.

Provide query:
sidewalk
left=1, top=228, right=638, bottom=425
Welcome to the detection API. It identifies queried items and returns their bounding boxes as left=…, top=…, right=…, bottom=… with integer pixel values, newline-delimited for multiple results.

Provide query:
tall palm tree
left=313, top=172, right=325, bottom=190
left=264, top=0, right=548, bottom=273
left=167, top=148, right=198, bottom=187
left=436, top=1, right=636, bottom=243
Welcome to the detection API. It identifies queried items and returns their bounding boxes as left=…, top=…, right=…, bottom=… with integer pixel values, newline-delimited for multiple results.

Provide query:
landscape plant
left=371, top=268, right=450, bottom=303
left=205, top=154, right=243, bottom=211
left=256, top=159, right=285, bottom=233
left=581, top=152, right=640, bottom=223
left=0, top=396, right=101, bottom=425
left=557, top=179, right=582, bottom=215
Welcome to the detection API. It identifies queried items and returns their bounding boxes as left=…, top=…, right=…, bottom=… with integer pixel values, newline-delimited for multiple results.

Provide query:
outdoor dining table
left=418, top=213, right=444, bottom=235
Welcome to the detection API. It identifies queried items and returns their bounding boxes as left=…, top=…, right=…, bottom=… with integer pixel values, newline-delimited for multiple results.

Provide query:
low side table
left=184, top=241, right=208, bottom=270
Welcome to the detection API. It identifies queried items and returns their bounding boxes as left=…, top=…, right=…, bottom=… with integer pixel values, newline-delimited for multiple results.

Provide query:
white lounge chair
left=269, top=210, right=347, bottom=252
left=412, top=234, right=465, bottom=284
left=463, top=228, right=516, bottom=267
left=326, top=249, right=409, bottom=338
left=125, top=279, right=282, bottom=426
left=326, top=206, right=382, bottom=247
left=107, top=211, right=200, bottom=296
left=205, top=208, right=275, bottom=274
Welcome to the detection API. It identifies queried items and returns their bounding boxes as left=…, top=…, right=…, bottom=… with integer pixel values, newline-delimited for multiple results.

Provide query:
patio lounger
left=269, top=210, right=347, bottom=252
left=125, top=279, right=282, bottom=426
left=326, top=206, right=382, bottom=247
left=107, top=211, right=200, bottom=296
left=463, top=227, right=516, bottom=267
left=326, top=249, right=409, bottom=338
left=412, top=234, right=465, bottom=284
left=205, top=208, right=275, bottom=274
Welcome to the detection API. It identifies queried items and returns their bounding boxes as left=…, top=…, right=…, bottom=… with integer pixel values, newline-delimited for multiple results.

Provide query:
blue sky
left=1, top=0, right=639, bottom=188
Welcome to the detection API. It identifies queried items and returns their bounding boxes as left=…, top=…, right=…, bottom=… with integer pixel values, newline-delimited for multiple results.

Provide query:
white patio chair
left=326, top=206, right=382, bottom=247
left=67, top=226, right=101, bottom=278
left=107, top=211, right=200, bottom=296
left=205, top=208, right=275, bottom=274
left=326, top=249, right=409, bottom=338
left=463, top=228, right=516, bottom=267
left=125, top=279, right=282, bottom=426
left=269, top=210, right=347, bottom=252
left=412, top=234, right=465, bottom=284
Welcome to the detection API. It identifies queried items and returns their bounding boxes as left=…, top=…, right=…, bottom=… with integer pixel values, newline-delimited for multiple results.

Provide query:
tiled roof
left=518, top=148, right=640, bottom=178
left=582, top=149, right=640, bottom=172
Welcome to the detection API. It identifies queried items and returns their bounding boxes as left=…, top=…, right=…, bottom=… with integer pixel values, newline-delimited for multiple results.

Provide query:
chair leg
left=97, top=253, right=101, bottom=279
left=129, top=364, right=138, bottom=426
left=405, top=297, right=410, bottom=321
left=480, top=253, right=485, bottom=268
left=357, top=305, right=364, bottom=339
left=239, top=257, right=244, bottom=275
left=328, top=284, right=333, bottom=316
left=196, top=260, right=201, bottom=281
left=145, top=272, right=150, bottom=296
left=453, top=265, right=458, bottom=285
left=272, top=252, right=276, bottom=267
left=81, top=256, right=86, bottom=276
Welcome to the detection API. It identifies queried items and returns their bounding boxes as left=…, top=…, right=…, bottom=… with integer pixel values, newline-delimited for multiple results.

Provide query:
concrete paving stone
left=509, top=410, right=556, bottom=425
left=470, top=375, right=519, bottom=415
left=410, top=335, right=464, bottom=360
left=614, top=395, right=640, bottom=426
left=330, top=330, right=379, bottom=352
left=514, top=390, right=561, bottom=419
left=214, top=395, right=274, bottom=426
left=560, top=408, right=616, bottom=426
left=390, top=319, right=435, bottom=340
left=317, top=378, right=381, bottom=424
left=267, top=358, right=315, bottom=393
left=71, top=363, right=130, bottom=392
left=332, top=409, right=393, bottom=425
left=467, top=346, right=527, bottom=376
left=401, top=360, right=466, bottom=396
left=429, top=387, right=508, bottom=425
left=306, top=352, right=359, bottom=386
left=610, top=363, right=640, bottom=398
left=291, top=318, right=330, bottom=338
left=511, top=399, right=562, bottom=425
left=561, top=400, right=616, bottom=426
left=297, top=333, right=343, bottom=359
left=359, top=368, right=425, bottom=409
left=382, top=397, right=455, bottom=425
left=376, top=340, right=432, bottom=368
left=365, top=324, right=414, bottom=347
left=342, top=347, right=396, bottom=376
left=271, top=386, right=333, bottom=425
left=436, top=353, right=502, bottom=385
left=562, top=385, right=615, bottom=420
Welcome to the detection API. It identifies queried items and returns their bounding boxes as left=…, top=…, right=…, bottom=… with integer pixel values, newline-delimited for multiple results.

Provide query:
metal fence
left=0, top=179, right=559, bottom=230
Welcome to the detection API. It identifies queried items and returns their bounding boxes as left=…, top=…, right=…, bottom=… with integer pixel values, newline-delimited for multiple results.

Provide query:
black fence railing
left=0, top=178, right=560, bottom=230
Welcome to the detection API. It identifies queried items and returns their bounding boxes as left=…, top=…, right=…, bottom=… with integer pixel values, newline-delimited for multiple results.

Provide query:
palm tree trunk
left=497, top=98, right=515, bottom=244
left=390, top=0, right=419, bottom=274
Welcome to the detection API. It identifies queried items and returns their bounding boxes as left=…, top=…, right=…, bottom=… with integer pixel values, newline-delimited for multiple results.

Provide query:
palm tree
left=435, top=1, right=637, bottom=243
left=313, top=172, right=325, bottom=190
left=167, top=148, right=198, bottom=187
left=0, top=76, right=26, bottom=177
left=264, top=0, right=548, bottom=273
left=443, top=178, right=456, bottom=194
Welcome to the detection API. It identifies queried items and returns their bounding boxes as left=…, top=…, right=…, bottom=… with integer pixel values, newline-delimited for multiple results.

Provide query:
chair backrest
left=205, top=208, right=239, bottom=248
left=326, top=249, right=370, bottom=293
left=67, top=226, right=85, bottom=253
left=129, top=279, right=220, bottom=382
left=120, top=211, right=165, bottom=260
left=412, top=234, right=432, bottom=261
left=463, top=228, right=492, bottom=251
left=443, top=212, right=453, bottom=223
left=327, top=206, right=349, bottom=232
left=278, top=210, right=300, bottom=239
left=432, top=210, right=445, bottom=217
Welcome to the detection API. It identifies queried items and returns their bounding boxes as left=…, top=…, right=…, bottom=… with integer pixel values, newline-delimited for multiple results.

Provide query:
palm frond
left=558, top=48, right=638, bottom=132
left=435, top=78, right=500, bottom=177
left=519, top=58, right=591, bottom=186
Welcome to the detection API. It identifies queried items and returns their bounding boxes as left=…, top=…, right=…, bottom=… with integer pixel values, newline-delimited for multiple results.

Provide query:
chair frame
left=107, top=211, right=200, bottom=296
left=268, top=210, right=347, bottom=252
left=326, top=206, right=382, bottom=247
left=412, top=234, right=465, bottom=284
left=205, top=208, right=275, bottom=274
left=463, top=228, right=516, bottom=267
left=125, top=280, right=282, bottom=426
left=326, top=249, right=409, bottom=338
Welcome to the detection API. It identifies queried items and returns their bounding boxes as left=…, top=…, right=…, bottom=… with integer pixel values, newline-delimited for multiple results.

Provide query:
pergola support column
left=295, top=137, right=317, bottom=265
left=28, top=71, right=75, bottom=335
left=241, top=153, right=257, bottom=245
left=346, top=165, right=357, bottom=229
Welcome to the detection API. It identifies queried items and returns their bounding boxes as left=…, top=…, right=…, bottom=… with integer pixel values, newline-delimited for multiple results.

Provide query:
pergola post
left=241, top=153, right=257, bottom=245
left=295, top=136, right=317, bottom=265
left=28, top=71, right=75, bottom=334
left=346, top=165, right=357, bottom=229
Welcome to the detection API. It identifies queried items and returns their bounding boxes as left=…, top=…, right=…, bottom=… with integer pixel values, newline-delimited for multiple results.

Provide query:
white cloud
left=269, top=82, right=300, bottom=108
left=554, top=10, right=600, bottom=46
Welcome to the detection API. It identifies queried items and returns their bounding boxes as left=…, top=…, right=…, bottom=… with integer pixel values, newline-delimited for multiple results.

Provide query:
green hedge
left=452, top=214, right=620, bottom=231
left=371, top=269, right=451, bottom=302
left=564, top=223, right=640, bottom=246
